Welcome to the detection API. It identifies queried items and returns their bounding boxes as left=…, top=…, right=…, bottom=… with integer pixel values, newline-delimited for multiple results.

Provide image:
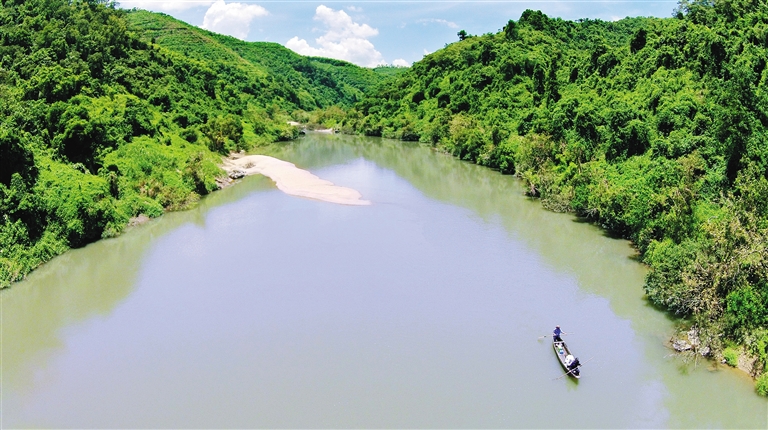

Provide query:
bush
left=31, top=162, right=125, bottom=248
left=275, top=123, right=300, bottom=141
left=201, top=115, right=244, bottom=153
left=756, top=373, right=768, bottom=397
left=722, top=347, right=739, bottom=367
left=179, top=127, right=198, bottom=143
left=644, top=239, right=700, bottom=314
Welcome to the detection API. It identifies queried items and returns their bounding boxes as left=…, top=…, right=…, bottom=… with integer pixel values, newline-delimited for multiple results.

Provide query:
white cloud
left=119, top=0, right=215, bottom=12
left=417, top=18, right=459, bottom=29
left=392, top=58, right=410, bottom=67
left=286, top=5, right=385, bottom=67
left=423, top=49, right=431, bottom=55
left=346, top=5, right=362, bottom=12
left=201, top=1, right=268, bottom=40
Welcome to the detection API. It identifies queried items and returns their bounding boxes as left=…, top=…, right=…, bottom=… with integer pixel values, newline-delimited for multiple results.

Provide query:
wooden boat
left=553, top=340, right=581, bottom=378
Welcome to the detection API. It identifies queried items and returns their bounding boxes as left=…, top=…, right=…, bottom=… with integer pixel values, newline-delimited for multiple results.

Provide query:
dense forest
left=333, top=1, right=768, bottom=390
left=0, top=0, right=389, bottom=288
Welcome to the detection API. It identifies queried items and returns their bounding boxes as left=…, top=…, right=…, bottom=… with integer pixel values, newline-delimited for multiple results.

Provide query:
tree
left=201, top=115, right=243, bottom=153
left=504, top=20, right=518, bottom=40
left=630, top=28, right=647, bottom=53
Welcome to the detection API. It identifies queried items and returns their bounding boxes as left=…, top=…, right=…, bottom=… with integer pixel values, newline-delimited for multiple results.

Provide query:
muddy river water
left=3, top=134, right=767, bottom=428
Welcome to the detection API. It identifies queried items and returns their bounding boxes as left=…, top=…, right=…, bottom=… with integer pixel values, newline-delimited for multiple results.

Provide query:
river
left=2, top=133, right=766, bottom=428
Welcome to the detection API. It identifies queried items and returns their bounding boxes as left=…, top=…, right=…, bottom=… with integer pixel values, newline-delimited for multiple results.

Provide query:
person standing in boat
left=553, top=325, right=563, bottom=342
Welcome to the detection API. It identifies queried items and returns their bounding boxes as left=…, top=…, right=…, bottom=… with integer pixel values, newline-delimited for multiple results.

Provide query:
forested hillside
left=0, top=0, right=385, bottom=287
left=342, top=3, right=768, bottom=386
left=126, top=10, right=388, bottom=110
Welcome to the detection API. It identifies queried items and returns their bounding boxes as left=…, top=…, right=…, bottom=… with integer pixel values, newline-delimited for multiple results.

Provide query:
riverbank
left=221, top=153, right=370, bottom=206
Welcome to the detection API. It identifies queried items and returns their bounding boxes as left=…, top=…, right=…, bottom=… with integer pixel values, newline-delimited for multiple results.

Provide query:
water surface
left=3, top=134, right=767, bottom=428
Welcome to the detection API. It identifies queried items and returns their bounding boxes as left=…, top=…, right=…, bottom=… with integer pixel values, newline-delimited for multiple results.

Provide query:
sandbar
left=222, top=155, right=371, bottom=206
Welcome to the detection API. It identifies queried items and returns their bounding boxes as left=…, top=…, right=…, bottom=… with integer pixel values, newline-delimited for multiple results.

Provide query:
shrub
left=722, top=347, right=739, bottom=367
left=201, top=115, right=243, bottom=153
left=179, top=128, right=198, bottom=143
left=756, top=373, right=768, bottom=397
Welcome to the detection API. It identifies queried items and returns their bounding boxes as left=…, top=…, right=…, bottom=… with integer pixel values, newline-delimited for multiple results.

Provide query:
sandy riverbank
left=222, top=155, right=371, bottom=206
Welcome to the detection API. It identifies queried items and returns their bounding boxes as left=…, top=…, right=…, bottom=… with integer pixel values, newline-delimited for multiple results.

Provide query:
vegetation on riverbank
left=0, top=0, right=385, bottom=287
left=333, top=2, right=768, bottom=388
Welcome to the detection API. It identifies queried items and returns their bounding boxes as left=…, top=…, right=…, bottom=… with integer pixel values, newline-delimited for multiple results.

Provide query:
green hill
left=0, top=0, right=386, bottom=287
left=125, top=10, right=387, bottom=109
left=342, top=5, right=768, bottom=381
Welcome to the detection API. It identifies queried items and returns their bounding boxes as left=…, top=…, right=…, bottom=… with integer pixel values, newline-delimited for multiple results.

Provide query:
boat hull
left=553, top=340, right=580, bottom=378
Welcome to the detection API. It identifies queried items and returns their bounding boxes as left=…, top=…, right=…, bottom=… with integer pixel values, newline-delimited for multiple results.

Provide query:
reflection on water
left=1, top=175, right=273, bottom=393
left=2, top=134, right=766, bottom=428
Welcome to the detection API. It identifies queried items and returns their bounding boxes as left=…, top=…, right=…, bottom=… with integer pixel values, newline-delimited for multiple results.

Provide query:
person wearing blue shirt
left=553, top=325, right=562, bottom=342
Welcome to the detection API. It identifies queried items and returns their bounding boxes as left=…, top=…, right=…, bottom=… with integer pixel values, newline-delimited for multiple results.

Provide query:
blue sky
left=118, top=1, right=679, bottom=67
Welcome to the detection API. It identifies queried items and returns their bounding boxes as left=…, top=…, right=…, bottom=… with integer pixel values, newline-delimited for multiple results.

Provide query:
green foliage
left=756, top=373, right=768, bottom=397
left=36, top=159, right=125, bottom=247
left=723, top=346, right=739, bottom=367
left=0, top=129, right=36, bottom=186
left=126, top=11, right=385, bottom=110
left=372, top=65, right=409, bottom=78
left=345, top=3, right=768, bottom=355
left=504, top=20, right=519, bottom=41
left=201, top=115, right=244, bottom=153
left=0, top=0, right=382, bottom=287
